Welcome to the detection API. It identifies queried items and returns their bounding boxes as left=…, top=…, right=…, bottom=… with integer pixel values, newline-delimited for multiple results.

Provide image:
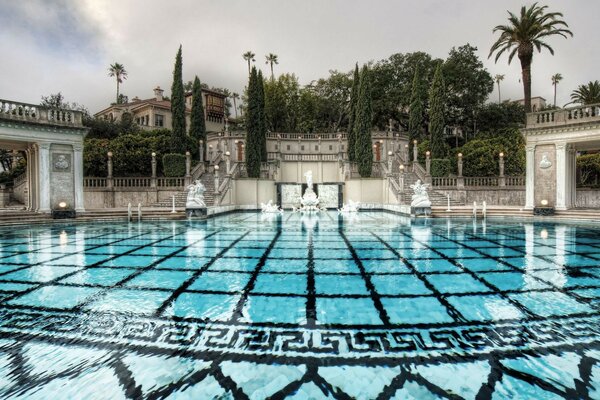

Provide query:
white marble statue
left=186, top=180, right=206, bottom=208
left=339, top=199, right=360, bottom=213
left=261, top=200, right=283, bottom=213
left=298, top=170, right=321, bottom=211
left=410, top=179, right=431, bottom=208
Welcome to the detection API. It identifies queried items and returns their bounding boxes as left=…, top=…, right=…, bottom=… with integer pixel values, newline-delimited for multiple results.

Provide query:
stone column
left=107, top=152, right=114, bottom=189
left=387, top=151, right=393, bottom=174
left=73, top=144, right=85, bottom=212
left=199, top=140, right=204, bottom=163
left=498, top=152, right=506, bottom=187
left=569, top=148, right=577, bottom=207
left=185, top=151, right=192, bottom=186
left=525, top=144, right=535, bottom=209
left=412, top=140, right=418, bottom=163
left=399, top=165, right=405, bottom=192
left=425, top=151, right=431, bottom=175
left=214, top=165, right=220, bottom=191
left=404, top=144, right=409, bottom=163
left=151, top=152, right=157, bottom=188
left=225, top=151, right=231, bottom=175
left=38, top=143, right=51, bottom=213
left=555, top=143, right=568, bottom=210
left=25, top=146, right=34, bottom=211
left=457, top=153, right=464, bottom=189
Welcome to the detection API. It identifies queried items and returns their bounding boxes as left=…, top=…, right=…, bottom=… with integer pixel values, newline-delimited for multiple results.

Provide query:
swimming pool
left=0, top=211, right=598, bottom=399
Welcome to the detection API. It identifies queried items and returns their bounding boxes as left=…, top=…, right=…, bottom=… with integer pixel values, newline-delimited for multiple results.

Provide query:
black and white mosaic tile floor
left=0, top=212, right=598, bottom=399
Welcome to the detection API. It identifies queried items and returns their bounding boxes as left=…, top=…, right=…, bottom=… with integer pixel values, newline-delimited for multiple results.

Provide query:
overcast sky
left=1, top=0, right=597, bottom=114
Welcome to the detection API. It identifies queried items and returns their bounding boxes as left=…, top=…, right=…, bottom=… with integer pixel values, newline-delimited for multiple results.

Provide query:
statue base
left=186, top=207, right=207, bottom=218
left=533, top=207, right=555, bottom=216
left=411, top=206, right=431, bottom=217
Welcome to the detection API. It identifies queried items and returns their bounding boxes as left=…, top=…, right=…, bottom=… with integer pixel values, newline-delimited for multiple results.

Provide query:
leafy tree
left=242, top=51, right=255, bottom=74
left=443, top=44, right=493, bottom=135
left=354, top=65, right=373, bottom=177
left=489, top=3, right=572, bottom=112
left=408, top=67, right=426, bottom=156
left=232, top=93, right=240, bottom=118
left=257, top=70, right=268, bottom=161
left=189, top=76, right=206, bottom=158
left=494, top=74, right=505, bottom=102
left=551, top=73, right=563, bottom=107
left=264, top=73, right=300, bottom=132
left=429, top=64, right=447, bottom=158
left=306, top=70, right=352, bottom=133
left=170, top=45, right=187, bottom=153
left=346, top=64, right=360, bottom=161
left=40, top=92, right=89, bottom=115
left=108, top=63, right=127, bottom=104
left=265, top=53, right=279, bottom=80
left=458, top=128, right=525, bottom=177
left=476, top=102, right=526, bottom=134
left=569, top=81, right=600, bottom=105
left=245, top=67, right=261, bottom=177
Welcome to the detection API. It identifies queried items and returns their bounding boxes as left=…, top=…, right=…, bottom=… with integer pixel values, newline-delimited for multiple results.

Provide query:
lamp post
left=199, top=140, right=204, bottom=163
left=404, top=144, right=409, bottom=163
left=107, top=151, right=113, bottom=189
left=457, top=153, right=464, bottom=189
left=185, top=151, right=192, bottom=186
left=151, top=152, right=157, bottom=188
left=387, top=150, right=393, bottom=173
left=225, top=151, right=231, bottom=175
left=499, top=152, right=506, bottom=187
left=214, top=164, right=220, bottom=192
left=412, top=140, right=418, bottom=163
left=425, top=151, right=431, bottom=175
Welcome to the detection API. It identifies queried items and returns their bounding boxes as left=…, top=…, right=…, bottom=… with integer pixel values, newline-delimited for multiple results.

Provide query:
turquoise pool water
left=0, top=211, right=598, bottom=399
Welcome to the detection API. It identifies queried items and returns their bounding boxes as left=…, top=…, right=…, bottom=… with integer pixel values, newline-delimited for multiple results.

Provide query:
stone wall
left=575, top=189, right=600, bottom=208
left=279, top=161, right=341, bottom=183
left=534, top=144, right=556, bottom=207
left=84, top=189, right=180, bottom=209
left=445, top=189, right=526, bottom=206
left=232, top=179, right=277, bottom=207
left=49, top=144, right=75, bottom=209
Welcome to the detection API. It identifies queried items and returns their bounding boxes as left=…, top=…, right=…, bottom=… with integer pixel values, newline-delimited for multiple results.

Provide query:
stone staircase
left=392, top=171, right=464, bottom=207
left=150, top=170, right=217, bottom=208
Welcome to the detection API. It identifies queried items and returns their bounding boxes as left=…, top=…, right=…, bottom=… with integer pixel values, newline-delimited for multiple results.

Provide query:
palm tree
left=551, top=73, right=563, bottom=106
left=494, top=74, right=505, bottom=102
left=108, top=63, right=128, bottom=104
left=265, top=53, right=279, bottom=80
left=489, top=3, right=572, bottom=112
left=232, top=92, right=240, bottom=118
left=569, top=81, right=600, bottom=105
left=242, top=51, right=255, bottom=74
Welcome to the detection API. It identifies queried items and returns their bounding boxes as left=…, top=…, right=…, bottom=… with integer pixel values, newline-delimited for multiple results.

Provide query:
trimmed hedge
left=430, top=159, right=452, bottom=177
left=162, top=153, right=186, bottom=177
left=83, top=129, right=198, bottom=177
left=577, top=153, right=600, bottom=186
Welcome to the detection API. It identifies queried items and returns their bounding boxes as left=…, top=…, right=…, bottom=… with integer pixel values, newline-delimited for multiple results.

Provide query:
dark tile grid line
left=73, top=229, right=225, bottom=313
left=0, top=225, right=164, bottom=289
left=3, top=226, right=218, bottom=310
left=399, top=231, right=537, bottom=319
left=154, top=230, right=252, bottom=317
left=306, top=229, right=317, bottom=327
left=339, top=230, right=391, bottom=326
left=369, top=232, right=466, bottom=323
left=229, top=231, right=282, bottom=323
left=457, top=230, right=598, bottom=305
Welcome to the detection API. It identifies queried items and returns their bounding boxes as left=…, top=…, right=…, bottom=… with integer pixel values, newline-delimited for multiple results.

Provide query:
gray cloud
left=0, top=0, right=597, bottom=113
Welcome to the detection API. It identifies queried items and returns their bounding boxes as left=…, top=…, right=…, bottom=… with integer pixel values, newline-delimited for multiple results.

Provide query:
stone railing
left=83, top=176, right=185, bottom=189
left=0, top=99, right=85, bottom=127
left=431, top=175, right=525, bottom=189
left=526, top=103, right=600, bottom=128
left=269, top=153, right=340, bottom=162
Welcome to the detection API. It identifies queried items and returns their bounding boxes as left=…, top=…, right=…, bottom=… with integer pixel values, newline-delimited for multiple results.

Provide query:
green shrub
left=458, top=128, right=525, bottom=176
left=162, top=153, right=186, bottom=177
left=83, top=138, right=110, bottom=176
left=430, top=159, right=452, bottom=177
left=577, top=153, right=600, bottom=186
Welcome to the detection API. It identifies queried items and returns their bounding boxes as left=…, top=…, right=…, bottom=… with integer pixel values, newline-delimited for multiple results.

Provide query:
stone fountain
left=295, top=171, right=324, bottom=212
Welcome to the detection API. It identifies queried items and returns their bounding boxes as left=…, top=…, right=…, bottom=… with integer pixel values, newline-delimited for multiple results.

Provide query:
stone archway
left=523, top=104, right=600, bottom=210
left=0, top=100, right=88, bottom=213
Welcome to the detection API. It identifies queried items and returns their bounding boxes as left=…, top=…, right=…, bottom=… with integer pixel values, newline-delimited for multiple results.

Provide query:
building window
left=329, top=145, right=333, bottom=150
left=315, top=145, right=319, bottom=151
left=154, top=114, right=164, bottom=127
left=145, top=115, right=149, bottom=126
left=341, top=145, right=345, bottom=150
left=275, top=144, right=278, bottom=150
left=301, top=145, right=305, bottom=151
left=287, top=145, right=291, bottom=151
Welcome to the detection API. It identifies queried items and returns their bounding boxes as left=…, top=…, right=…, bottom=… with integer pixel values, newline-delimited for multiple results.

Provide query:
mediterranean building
left=94, top=86, right=227, bottom=133
left=516, top=96, right=547, bottom=111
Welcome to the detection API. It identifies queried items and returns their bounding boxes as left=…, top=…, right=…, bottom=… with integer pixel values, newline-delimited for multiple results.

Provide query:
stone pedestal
left=411, top=206, right=431, bottom=217
left=186, top=207, right=207, bottom=218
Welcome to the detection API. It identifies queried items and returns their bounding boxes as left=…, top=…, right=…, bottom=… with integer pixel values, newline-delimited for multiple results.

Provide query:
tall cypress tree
left=347, top=64, right=360, bottom=162
left=245, top=67, right=261, bottom=177
left=354, top=65, right=373, bottom=177
left=170, top=45, right=187, bottom=153
left=429, top=64, right=447, bottom=158
left=257, top=70, right=267, bottom=162
left=408, top=67, right=425, bottom=159
left=189, top=76, right=206, bottom=159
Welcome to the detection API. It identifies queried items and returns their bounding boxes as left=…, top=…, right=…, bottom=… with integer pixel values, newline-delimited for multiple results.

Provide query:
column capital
left=526, top=144, right=536, bottom=152
left=38, top=142, right=51, bottom=150
left=555, top=142, right=568, bottom=151
left=73, top=144, right=84, bottom=152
